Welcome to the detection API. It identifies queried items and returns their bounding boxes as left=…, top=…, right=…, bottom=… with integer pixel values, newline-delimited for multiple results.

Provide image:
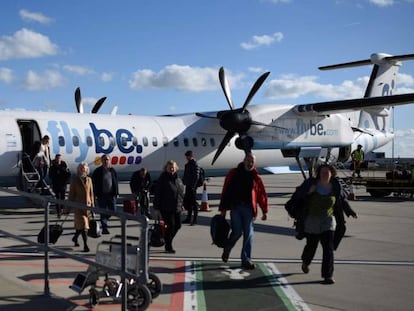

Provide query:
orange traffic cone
left=200, top=182, right=211, bottom=212
left=347, top=184, right=356, bottom=200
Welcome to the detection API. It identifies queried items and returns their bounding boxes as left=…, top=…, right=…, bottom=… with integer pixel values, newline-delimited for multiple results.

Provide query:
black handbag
left=88, top=214, right=102, bottom=238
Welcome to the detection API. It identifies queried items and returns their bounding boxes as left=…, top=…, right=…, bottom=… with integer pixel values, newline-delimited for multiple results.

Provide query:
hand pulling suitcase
left=123, top=199, right=137, bottom=215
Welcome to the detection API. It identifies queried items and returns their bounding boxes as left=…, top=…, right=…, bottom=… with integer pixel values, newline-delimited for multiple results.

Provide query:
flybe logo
left=47, top=121, right=143, bottom=165
left=296, top=119, right=338, bottom=138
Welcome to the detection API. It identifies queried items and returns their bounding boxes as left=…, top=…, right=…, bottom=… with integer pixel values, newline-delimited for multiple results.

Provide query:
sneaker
left=323, top=277, right=335, bottom=284
left=241, top=262, right=256, bottom=270
left=221, top=252, right=229, bottom=263
left=72, top=236, right=79, bottom=247
left=301, top=263, right=309, bottom=274
left=83, top=246, right=90, bottom=252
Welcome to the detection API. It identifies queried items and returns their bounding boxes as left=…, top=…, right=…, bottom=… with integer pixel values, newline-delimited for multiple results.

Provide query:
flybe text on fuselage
left=47, top=120, right=143, bottom=164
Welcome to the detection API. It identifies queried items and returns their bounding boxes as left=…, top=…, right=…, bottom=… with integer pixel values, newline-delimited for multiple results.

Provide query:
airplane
left=1, top=52, right=414, bottom=192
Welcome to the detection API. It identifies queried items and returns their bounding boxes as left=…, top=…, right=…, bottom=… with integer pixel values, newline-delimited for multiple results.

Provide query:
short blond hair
left=163, top=160, right=178, bottom=172
left=77, top=162, right=89, bottom=176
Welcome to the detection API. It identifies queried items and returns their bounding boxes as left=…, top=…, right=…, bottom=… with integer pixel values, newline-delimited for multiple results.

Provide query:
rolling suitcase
left=123, top=199, right=137, bottom=215
left=37, top=215, right=68, bottom=244
left=37, top=223, right=63, bottom=244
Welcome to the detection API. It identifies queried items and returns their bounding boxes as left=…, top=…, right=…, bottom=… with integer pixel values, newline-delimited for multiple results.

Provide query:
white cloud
left=376, top=129, right=414, bottom=157
left=0, top=68, right=14, bottom=84
left=101, top=72, right=113, bottom=82
left=0, top=28, right=58, bottom=60
left=369, top=0, right=394, bottom=7
left=264, top=74, right=368, bottom=100
left=129, top=65, right=220, bottom=92
left=241, top=32, right=284, bottom=50
left=19, top=9, right=53, bottom=24
left=63, top=65, right=95, bottom=75
left=22, top=70, right=64, bottom=91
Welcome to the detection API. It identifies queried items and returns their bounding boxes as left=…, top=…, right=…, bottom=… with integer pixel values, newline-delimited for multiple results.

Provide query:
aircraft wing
left=294, top=93, right=414, bottom=114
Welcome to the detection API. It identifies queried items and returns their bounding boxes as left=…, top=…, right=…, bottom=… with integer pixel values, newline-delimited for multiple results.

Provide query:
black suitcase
left=37, top=215, right=67, bottom=244
left=37, top=224, right=63, bottom=244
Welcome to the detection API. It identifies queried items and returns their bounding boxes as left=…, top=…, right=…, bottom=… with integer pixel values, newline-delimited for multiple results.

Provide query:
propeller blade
left=241, top=71, right=270, bottom=112
left=219, top=67, right=234, bottom=110
left=74, top=87, right=82, bottom=113
left=91, top=97, right=107, bottom=113
left=212, top=131, right=235, bottom=165
left=251, top=120, right=287, bottom=130
left=196, top=112, right=218, bottom=119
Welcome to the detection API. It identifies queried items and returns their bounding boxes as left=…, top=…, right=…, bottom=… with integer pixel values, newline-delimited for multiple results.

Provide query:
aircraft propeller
left=74, top=87, right=107, bottom=114
left=197, top=67, right=281, bottom=165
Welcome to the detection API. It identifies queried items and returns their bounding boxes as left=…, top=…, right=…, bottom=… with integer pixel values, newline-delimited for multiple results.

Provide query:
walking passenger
left=153, top=160, right=184, bottom=254
left=219, top=153, right=268, bottom=270
left=293, top=164, right=357, bottom=284
left=92, top=154, right=119, bottom=235
left=49, top=154, right=71, bottom=217
left=69, top=162, right=94, bottom=252
left=130, top=167, right=152, bottom=218
left=182, top=150, right=200, bottom=225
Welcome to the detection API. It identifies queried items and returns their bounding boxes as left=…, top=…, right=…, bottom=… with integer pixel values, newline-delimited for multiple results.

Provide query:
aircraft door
left=0, top=119, right=26, bottom=186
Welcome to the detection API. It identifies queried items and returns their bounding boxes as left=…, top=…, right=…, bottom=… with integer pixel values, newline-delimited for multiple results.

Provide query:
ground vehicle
left=354, top=169, right=414, bottom=198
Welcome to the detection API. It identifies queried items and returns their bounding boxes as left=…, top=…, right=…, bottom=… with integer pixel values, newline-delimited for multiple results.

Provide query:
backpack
left=196, top=166, right=205, bottom=188
left=210, top=214, right=230, bottom=248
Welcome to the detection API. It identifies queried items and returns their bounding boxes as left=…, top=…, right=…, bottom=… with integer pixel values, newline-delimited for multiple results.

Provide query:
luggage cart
left=70, top=235, right=162, bottom=310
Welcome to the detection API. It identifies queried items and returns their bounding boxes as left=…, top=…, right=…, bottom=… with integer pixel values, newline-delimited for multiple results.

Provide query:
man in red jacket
left=219, top=153, right=268, bottom=269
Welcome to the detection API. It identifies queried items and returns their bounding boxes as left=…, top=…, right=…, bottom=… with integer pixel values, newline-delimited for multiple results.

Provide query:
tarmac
left=1, top=172, right=414, bottom=311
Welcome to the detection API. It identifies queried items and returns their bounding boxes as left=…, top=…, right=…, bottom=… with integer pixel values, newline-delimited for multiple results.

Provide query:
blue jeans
left=224, top=203, right=254, bottom=263
left=97, top=194, right=117, bottom=231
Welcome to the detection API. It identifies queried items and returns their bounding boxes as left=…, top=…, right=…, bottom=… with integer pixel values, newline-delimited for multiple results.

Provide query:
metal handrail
left=0, top=186, right=149, bottom=311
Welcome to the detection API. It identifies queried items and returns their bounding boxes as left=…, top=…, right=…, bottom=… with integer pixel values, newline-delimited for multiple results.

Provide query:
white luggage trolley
left=70, top=235, right=162, bottom=310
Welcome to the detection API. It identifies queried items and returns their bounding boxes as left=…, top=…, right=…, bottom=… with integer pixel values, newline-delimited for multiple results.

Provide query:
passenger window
left=132, top=137, right=138, bottom=146
left=183, top=137, right=189, bottom=147
left=86, top=136, right=93, bottom=147
left=210, top=138, right=215, bottom=147
left=162, top=137, right=168, bottom=146
left=58, top=136, right=65, bottom=147
left=121, top=136, right=127, bottom=147
left=192, top=137, right=198, bottom=147
left=173, top=137, right=179, bottom=147
left=110, top=137, right=115, bottom=147
left=201, top=137, right=207, bottom=147
left=98, top=136, right=105, bottom=147
left=142, top=137, right=148, bottom=147
left=152, top=137, right=158, bottom=147
left=72, top=136, right=79, bottom=147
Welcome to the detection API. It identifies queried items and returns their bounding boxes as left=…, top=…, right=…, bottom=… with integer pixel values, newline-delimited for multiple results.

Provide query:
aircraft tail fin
left=320, top=53, right=414, bottom=130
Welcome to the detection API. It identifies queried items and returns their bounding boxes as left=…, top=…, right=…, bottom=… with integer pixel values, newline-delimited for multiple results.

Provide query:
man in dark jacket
left=49, top=154, right=71, bottom=217
left=92, top=154, right=119, bottom=234
left=130, top=167, right=152, bottom=218
left=182, top=150, right=200, bottom=225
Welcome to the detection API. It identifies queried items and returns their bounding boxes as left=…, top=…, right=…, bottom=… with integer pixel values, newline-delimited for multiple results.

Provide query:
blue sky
left=1, top=0, right=413, bottom=157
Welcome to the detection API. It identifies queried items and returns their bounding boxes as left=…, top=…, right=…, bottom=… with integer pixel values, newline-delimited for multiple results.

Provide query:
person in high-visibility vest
left=351, top=144, right=364, bottom=178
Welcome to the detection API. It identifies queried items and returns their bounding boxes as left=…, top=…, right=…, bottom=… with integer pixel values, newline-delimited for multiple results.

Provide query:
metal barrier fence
left=0, top=187, right=150, bottom=311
